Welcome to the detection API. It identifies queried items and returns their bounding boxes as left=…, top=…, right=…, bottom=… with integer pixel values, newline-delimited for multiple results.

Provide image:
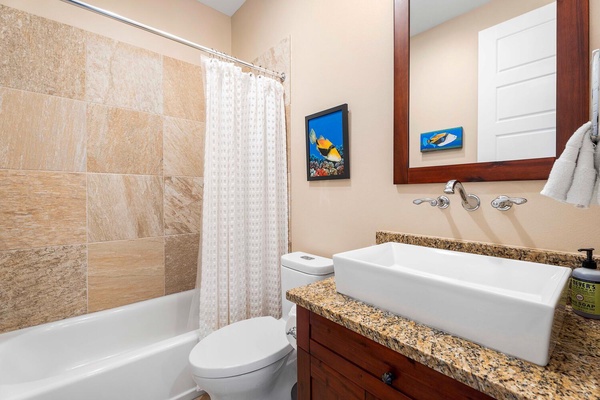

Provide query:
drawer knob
left=381, top=371, right=395, bottom=386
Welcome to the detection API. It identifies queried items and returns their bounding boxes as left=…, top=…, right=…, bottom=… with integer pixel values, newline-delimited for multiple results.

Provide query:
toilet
left=189, top=252, right=334, bottom=400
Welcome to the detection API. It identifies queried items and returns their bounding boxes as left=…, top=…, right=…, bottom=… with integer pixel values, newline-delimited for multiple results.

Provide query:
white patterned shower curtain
left=198, top=58, right=288, bottom=338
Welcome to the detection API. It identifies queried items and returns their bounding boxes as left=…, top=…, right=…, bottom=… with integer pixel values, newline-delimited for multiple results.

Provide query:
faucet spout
left=444, top=180, right=480, bottom=211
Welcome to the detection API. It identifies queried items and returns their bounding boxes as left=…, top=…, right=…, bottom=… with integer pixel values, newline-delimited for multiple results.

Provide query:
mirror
left=393, top=0, right=589, bottom=184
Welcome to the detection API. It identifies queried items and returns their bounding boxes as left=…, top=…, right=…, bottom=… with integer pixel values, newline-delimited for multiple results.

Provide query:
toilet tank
left=281, top=252, right=334, bottom=319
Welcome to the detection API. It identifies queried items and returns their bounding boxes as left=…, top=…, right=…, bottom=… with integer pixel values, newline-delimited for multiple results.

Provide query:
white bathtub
left=0, top=290, right=201, bottom=400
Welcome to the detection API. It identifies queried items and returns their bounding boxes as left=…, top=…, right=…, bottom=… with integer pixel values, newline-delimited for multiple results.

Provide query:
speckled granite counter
left=288, top=278, right=599, bottom=400
left=287, top=233, right=600, bottom=400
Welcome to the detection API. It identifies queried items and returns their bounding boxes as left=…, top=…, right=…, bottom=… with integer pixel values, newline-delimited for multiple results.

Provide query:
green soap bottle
left=571, top=248, right=600, bottom=319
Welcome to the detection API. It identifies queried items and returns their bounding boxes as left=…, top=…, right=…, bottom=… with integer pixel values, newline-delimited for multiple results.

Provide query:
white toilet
left=189, top=252, right=334, bottom=400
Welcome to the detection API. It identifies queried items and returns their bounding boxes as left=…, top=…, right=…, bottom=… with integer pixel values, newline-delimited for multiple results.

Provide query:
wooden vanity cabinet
left=296, top=306, right=494, bottom=400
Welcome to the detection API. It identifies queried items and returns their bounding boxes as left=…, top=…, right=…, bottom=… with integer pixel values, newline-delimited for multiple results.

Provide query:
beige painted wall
left=0, top=0, right=231, bottom=64
left=410, top=0, right=554, bottom=167
left=233, top=0, right=600, bottom=257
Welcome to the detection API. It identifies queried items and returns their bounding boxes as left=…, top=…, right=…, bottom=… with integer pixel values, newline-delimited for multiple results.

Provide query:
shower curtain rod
left=59, top=0, right=286, bottom=82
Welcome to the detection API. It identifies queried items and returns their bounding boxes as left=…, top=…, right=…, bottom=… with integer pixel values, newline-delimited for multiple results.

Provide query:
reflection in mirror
left=394, top=0, right=589, bottom=184
left=409, top=0, right=556, bottom=169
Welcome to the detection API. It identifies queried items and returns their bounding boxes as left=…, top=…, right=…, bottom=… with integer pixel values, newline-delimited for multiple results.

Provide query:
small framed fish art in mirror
left=420, top=126, right=463, bottom=153
left=305, top=104, right=350, bottom=181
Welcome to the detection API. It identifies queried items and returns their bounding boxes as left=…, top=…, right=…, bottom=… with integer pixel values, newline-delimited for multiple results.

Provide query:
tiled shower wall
left=0, top=4, right=205, bottom=333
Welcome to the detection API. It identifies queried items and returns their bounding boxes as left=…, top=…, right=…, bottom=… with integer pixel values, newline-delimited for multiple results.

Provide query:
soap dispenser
left=571, top=248, right=600, bottom=319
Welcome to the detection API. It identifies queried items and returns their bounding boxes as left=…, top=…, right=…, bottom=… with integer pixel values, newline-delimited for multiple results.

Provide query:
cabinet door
left=311, top=356, right=365, bottom=400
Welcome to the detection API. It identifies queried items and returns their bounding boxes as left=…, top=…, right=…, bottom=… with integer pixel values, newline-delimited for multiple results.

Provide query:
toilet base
left=194, top=351, right=297, bottom=400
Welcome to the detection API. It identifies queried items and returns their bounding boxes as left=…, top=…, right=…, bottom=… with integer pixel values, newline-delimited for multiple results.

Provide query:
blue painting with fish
left=420, top=126, right=463, bottom=152
left=307, top=110, right=345, bottom=178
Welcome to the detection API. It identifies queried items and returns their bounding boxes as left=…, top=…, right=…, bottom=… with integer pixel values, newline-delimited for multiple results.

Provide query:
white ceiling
left=196, top=0, right=492, bottom=31
left=196, top=0, right=491, bottom=30
left=196, top=0, right=246, bottom=16
left=411, top=0, right=492, bottom=36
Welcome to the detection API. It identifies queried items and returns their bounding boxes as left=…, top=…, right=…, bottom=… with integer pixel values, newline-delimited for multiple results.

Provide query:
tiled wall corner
left=253, top=37, right=292, bottom=250
left=252, top=36, right=291, bottom=107
left=165, top=234, right=201, bottom=295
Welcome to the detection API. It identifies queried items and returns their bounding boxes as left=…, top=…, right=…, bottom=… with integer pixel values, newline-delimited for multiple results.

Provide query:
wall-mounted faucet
left=412, top=196, right=450, bottom=209
left=491, top=195, right=527, bottom=211
left=443, top=180, right=480, bottom=211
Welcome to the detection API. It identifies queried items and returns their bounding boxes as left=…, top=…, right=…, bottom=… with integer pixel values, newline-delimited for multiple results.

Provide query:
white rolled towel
left=541, top=121, right=592, bottom=202
left=285, top=305, right=297, bottom=349
left=594, top=136, right=600, bottom=206
left=566, top=129, right=597, bottom=208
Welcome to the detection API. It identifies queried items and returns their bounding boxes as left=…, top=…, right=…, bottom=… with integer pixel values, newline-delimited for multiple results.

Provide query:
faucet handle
left=491, top=195, right=527, bottom=211
left=413, top=198, right=436, bottom=206
left=413, top=196, right=450, bottom=209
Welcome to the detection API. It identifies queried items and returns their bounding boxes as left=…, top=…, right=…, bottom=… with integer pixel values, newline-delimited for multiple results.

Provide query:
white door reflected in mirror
left=477, top=2, right=557, bottom=162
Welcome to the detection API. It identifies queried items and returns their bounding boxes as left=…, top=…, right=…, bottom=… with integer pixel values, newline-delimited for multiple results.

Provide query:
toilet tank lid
left=281, top=252, right=334, bottom=275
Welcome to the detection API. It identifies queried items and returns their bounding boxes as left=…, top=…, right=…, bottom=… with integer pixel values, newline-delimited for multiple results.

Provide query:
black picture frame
left=305, top=104, right=350, bottom=181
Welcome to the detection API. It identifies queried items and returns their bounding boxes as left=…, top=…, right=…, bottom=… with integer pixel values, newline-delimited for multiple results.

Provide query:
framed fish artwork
left=305, top=104, right=350, bottom=181
left=420, top=127, right=463, bottom=152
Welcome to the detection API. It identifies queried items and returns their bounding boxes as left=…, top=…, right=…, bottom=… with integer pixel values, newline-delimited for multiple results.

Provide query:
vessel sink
left=333, top=242, right=571, bottom=366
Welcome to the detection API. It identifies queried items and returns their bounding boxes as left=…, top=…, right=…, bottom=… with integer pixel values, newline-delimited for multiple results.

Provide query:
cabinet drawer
left=311, top=355, right=365, bottom=399
left=311, top=340, right=413, bottom=400
left=309, top=312, right=492, bottom=400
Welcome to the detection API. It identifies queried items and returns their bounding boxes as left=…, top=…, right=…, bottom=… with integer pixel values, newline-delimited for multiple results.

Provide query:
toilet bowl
left=189, top=252, right=334, bottom=400
left=190, top=317, right=296, bottom=400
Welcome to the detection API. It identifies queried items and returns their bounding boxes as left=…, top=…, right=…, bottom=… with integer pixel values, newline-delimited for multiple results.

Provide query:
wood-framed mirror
left=394, top=0, right=589, bottom=184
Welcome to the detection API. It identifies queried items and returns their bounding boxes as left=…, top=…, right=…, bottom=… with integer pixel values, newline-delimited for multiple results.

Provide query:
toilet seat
left=190, top=316, right=292, bottom=379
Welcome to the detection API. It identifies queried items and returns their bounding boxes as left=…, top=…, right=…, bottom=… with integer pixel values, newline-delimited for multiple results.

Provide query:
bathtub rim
left=0, top=289, right=198, bottom=341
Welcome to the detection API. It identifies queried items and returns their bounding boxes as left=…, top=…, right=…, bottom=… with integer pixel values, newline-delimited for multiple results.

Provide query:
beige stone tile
left=0, top=244, right=87, bottom=334
left=285, top=104, right=291, bottom=170
left=87, top=104, right=162, bottom=175
left=164, top=57, right=205, bottom=121
left=0, top=171, right=87, bottom=251
left=88, top=238, right=165, bottom=312
left=164, top=177, right=203, bottom=235
left=87, top=174, right=164, bottom=242
left=165, top=234, right=200, bottom=295
left=0, top=88, right=87, bottom=172
left=0, top=5, right=85, bottom=100
left=86, top=34, right=162, bottom=114
left=252, top=36, right=291, bottom=106
left=163, top=117, right=205, bottom=177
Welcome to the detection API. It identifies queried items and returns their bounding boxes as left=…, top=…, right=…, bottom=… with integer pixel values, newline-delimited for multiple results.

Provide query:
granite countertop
left=287, top=277, right=600, bottom=400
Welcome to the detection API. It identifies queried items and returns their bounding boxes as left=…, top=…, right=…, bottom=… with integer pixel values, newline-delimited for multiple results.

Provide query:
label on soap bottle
left=571, top=278, right=600, bottom=315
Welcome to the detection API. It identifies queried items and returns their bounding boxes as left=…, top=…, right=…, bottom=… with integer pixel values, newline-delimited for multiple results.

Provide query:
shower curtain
left=198, top=58, right=288, bottom=338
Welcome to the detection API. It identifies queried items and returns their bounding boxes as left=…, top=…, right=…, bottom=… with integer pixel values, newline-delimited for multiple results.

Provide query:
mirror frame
left=394, top=0, right=589, bottom=184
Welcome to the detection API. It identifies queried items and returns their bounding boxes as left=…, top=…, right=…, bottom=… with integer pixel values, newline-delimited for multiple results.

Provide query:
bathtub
left=0, top=290, right=201, bottom=400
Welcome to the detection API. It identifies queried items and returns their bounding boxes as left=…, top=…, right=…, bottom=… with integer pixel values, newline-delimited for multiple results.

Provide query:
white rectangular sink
left=333, top=242, right=571, bottom=366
